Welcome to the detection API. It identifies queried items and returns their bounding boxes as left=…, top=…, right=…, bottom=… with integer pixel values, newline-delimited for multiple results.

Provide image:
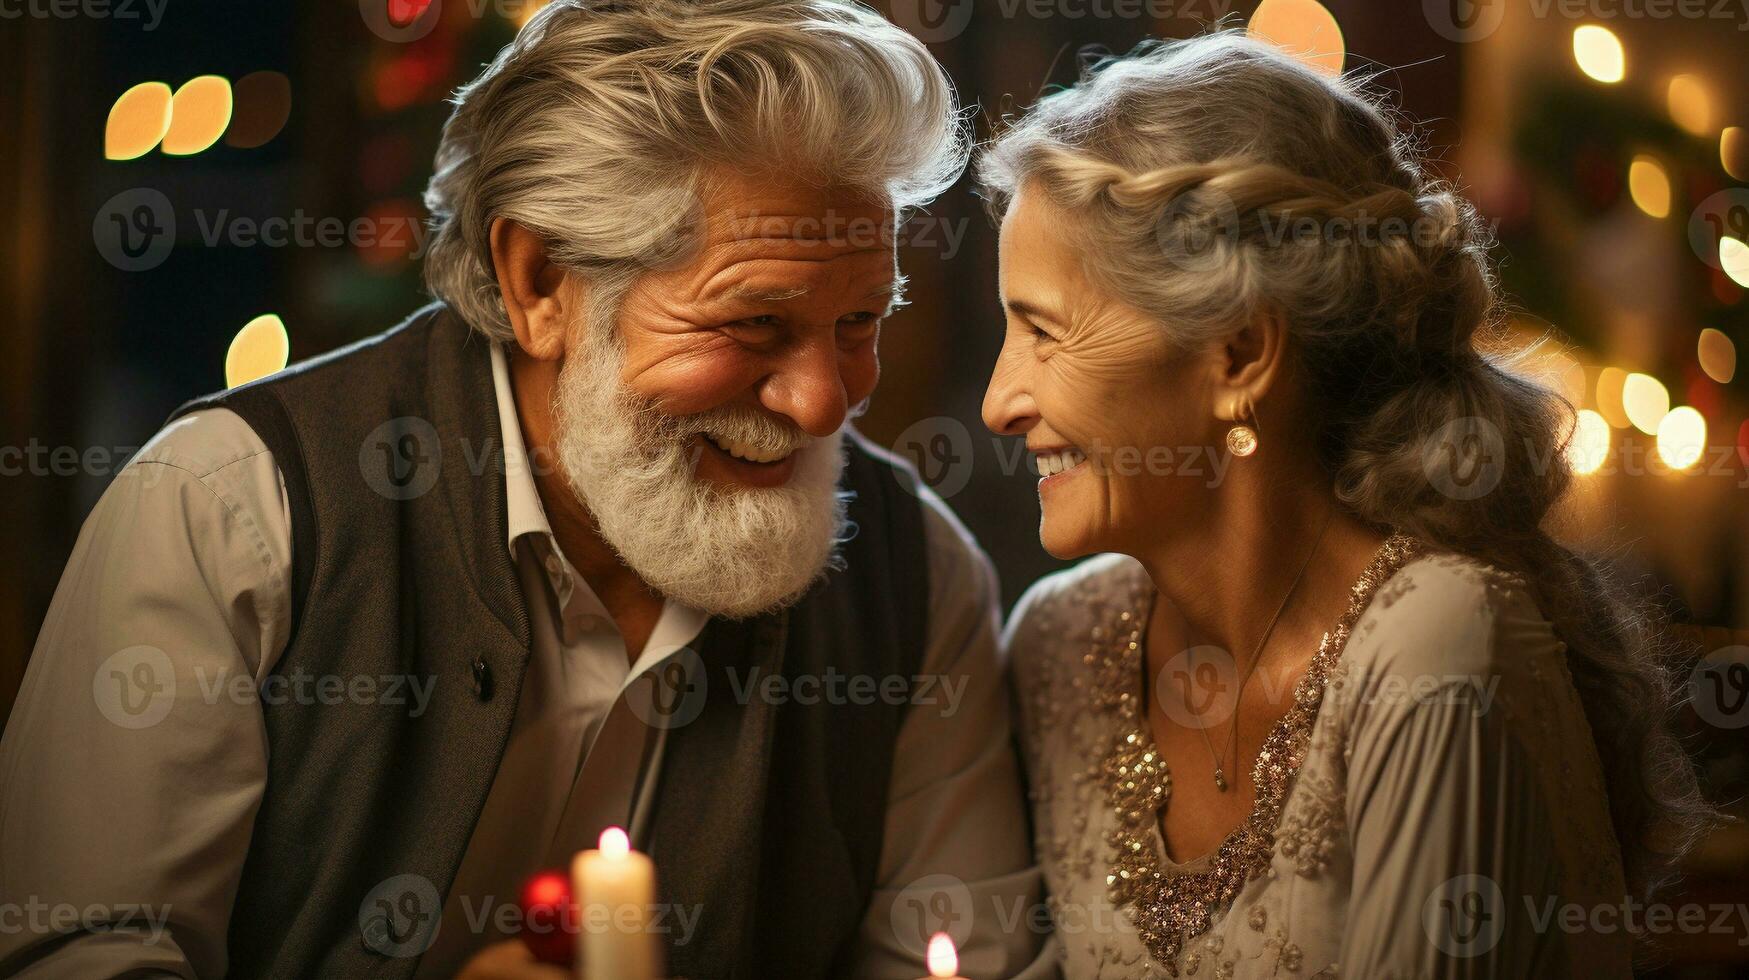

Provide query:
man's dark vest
left=170, top=305, right=930, bottom=979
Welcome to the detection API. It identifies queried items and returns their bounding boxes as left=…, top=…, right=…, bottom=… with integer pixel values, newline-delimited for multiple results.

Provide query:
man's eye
left=839, top=312, right=878, bottom=326
left=740, top=315, right=781, bottom=327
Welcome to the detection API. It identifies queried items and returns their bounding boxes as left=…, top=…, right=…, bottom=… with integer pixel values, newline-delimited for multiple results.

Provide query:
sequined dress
left=1004, top=539, right=1632, bottom=979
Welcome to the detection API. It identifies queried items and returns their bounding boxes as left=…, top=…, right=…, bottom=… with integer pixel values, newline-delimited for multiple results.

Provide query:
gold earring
left=1225, top=401, right=1258, bottom=457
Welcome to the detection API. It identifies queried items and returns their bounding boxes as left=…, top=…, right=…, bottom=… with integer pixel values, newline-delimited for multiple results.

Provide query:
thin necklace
left=1191, top=509, right=1335, bottom=792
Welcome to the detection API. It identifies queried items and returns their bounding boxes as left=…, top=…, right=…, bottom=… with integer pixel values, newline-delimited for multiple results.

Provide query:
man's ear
left=1211, top=310, right=1289, bottom=423
left=488, top=218, right=579, bottom=362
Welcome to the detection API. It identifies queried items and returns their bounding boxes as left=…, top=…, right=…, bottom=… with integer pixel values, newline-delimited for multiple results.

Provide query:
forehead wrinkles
left=697, top=249, right=892, bottom=301
left=704, top=206, right=898, bottom=252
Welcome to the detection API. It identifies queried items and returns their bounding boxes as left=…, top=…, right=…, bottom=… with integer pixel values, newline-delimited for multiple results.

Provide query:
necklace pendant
left=1214, top=769, right=1228, bottom=791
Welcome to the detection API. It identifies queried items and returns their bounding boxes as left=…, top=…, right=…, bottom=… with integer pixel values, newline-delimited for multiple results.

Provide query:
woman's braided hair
left=978, top=31, right=1711, bottom=899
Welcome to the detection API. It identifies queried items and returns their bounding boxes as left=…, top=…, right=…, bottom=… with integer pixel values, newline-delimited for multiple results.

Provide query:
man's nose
left=759, top=338, right=849, bottom=438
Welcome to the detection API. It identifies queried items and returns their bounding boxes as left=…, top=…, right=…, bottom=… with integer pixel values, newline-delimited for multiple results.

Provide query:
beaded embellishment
left=1099, top=533, right=1421, bottom=973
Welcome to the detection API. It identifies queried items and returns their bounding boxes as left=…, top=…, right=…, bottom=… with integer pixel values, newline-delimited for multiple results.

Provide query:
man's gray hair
left=422, top=0, right=969, bottom=340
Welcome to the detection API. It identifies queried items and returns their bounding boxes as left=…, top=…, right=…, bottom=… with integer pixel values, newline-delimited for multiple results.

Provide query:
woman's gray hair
left=979, top=32, right=1712, bottom=901
left=423, top=0, right=969, bottom=340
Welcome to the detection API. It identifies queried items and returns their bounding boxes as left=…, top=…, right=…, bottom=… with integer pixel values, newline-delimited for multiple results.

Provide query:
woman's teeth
left=1035, top=449, right=1086, bottom=478
left=706, top=433, right=792, bottom=464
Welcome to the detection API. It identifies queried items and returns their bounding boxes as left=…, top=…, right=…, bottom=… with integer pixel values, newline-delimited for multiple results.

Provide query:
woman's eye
left=741, top=315, right=780, bottom=327
left=840, top=311, right=877, bottom=325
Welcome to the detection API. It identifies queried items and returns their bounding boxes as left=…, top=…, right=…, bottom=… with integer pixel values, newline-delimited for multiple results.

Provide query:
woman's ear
left=488, top=218, right=581, bottom=362
left=1212, top=310, right=1289, bottom=423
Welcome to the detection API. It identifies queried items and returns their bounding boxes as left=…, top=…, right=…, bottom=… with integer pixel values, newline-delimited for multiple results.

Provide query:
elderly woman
left=982, top=34, right=1708, bottom=979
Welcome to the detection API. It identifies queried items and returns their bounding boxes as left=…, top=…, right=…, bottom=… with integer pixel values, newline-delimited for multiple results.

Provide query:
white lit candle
left=571, top=827, right=660, bottom=980
left=924, top=932, right=968, bottom=980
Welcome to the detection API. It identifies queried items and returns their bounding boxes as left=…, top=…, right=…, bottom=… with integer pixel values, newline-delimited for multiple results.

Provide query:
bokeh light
left=1622, top=372, right=1670, bottom=435
left=226, top=314, right=290, bottom=388
left=1627, top=155, right=1670, bottom=218
left=1247, top=0, right=1345, bottom=77
left=1594, top=367, right=1630, bottom=429
left=104, top=81, right=173, bottom=161
left=1724, top=127, right=1748, bottom=181
left=162, top=75, right=234, bottom=156
left=225, top=71, right=292, bottom=149
left=1666, top=75, right=1713, bottom=136
left=512, top=0, right=550, bottom=28
left=1568, top=409, right=1612, bottom=475
left=1572, top=25, right=1625, bottom=84
left=1698, top=328, right=1737, bottom=384
left=1721, top=237, right=1749, bottom=289
left=1654, top=406, right=1706, bottom=470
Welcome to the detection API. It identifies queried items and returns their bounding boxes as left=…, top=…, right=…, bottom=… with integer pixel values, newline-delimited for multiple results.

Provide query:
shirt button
left=471, top=658, right=494, bottom=701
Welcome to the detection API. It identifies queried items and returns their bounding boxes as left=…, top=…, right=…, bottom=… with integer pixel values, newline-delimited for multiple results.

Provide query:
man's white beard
left=552, top=321, right=848, bottom=619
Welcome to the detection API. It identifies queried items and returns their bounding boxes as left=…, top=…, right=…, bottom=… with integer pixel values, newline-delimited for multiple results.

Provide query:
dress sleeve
left=1335, top=567, right=1628, bottom=979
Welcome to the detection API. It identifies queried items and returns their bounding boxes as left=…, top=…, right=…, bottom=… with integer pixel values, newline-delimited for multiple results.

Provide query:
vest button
left=471, top=658, right=493, bottom=701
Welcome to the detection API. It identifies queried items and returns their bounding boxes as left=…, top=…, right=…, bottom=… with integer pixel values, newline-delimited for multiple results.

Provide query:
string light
left=1723, top=127, right=1748, bottom=181
left=1698, top=328, right=1737, bottom=384
left=1627, top=156, right=1671, bottom=218
left=1572, top=25, right=1626, bottom=84
left=226, top=314, right=289, bottom=388
left=162, top=75, right=234, bottom=156
left=1247, top=0, right=1345, bottom=77
left=1622, top=372, right=1670, bottom=435
left=105, top=81, right=173, bottom=160
left=1666, top=75, right=1714, bottom=136
left=1595, top=367, right=1630, bottom=429
left=1720, top=237, right=1749, bottom=289
left=1569, top=409, right=1612, bottom=475
left=1654, top=406, right=1706, bottom=470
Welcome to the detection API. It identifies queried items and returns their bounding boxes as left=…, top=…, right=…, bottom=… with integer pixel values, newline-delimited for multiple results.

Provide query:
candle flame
left=599, top=826, right=630, bottom=859
left=926, top=932, right=958, bottom=977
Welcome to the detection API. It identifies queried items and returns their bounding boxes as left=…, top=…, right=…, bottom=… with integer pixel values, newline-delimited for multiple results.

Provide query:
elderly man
left=0, top=2, right=1051, bottom=977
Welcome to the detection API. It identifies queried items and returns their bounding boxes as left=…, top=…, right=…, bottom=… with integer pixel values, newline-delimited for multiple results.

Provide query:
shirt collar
left=490, top=341, right=556, bottom=552
left=489, top=342, right=711, bottom=654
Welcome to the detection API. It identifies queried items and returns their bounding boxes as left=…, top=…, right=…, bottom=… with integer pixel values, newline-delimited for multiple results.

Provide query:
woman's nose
left=982, top=344, right=1037, bottom=437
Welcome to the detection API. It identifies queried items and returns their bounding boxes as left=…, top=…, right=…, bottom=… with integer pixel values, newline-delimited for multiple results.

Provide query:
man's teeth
left=1035, top=449, right=1086, bottom=478
left=706, top=433, right=792, bottom=464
